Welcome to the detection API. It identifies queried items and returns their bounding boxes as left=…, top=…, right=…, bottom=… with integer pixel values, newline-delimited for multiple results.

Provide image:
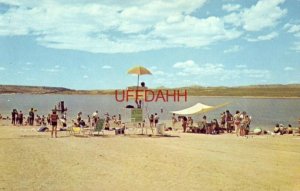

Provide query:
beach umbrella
left=171, top=102, right=229, bottom=115
left=127, top=66, right=152, bottom=88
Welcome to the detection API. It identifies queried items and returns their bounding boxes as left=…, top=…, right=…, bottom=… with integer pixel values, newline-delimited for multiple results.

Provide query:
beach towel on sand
left=37, top=126, right=49, bottom=132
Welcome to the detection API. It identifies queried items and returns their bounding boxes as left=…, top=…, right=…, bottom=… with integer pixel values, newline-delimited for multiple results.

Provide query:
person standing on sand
left=92, top=110, right=99, bottom=126
left=220, top=112, right=226, bottom=130
left=233, top=110, right=242, bottom=136
left=172, top=113, right=177, bottom=130
left=11, top=109, right=17, bottom=125
left=29, top=108, right=35, bottom=126
left=18, top=111, right=23, bottom=125
left=149, top=114, right=154, bottom=128
left=225, top=110, right=233, bottom=133
left=47, top=114, right=51, bottom=125
left=154, top=113, right=159, bottom=127
left=77, top=112, right=82, bottom=124
left=182, top=116, right=188, bottom=133
left=50, top=111, right=59, bottom=138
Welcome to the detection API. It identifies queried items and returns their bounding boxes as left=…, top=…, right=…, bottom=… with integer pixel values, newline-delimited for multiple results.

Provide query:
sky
left=0, top=0, right=299, bottom=90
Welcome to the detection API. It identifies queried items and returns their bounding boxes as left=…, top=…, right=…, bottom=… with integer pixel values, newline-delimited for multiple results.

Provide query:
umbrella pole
left=137, top=74, right=139, bottom=88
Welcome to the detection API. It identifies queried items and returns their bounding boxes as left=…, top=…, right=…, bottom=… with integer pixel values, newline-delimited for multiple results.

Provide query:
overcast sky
left=0, top=0, right=299, bottom=90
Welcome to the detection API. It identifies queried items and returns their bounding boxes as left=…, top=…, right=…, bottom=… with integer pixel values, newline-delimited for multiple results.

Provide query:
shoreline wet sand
left=1, top=122, right=300, bottom=191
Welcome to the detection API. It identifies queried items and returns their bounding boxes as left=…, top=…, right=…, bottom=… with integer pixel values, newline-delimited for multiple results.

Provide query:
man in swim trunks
left=51, top=111, right=59, bottom=138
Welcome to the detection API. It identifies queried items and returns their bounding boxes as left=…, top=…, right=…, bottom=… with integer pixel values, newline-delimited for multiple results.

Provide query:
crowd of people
left=1, top=107, right=299, bottom=138
left=171, top=110, right=252, bottom=137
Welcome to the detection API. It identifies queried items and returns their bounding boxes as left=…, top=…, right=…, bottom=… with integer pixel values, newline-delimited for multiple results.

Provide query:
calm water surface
left=0, top=94, right=299, bottom=129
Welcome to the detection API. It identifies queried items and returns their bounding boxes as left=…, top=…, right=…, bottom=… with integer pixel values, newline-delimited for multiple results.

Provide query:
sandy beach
left=1, top=122, right=300, bottom=191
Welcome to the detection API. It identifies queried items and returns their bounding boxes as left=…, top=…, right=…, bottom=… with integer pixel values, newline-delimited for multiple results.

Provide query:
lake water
left=0, top=94, right=300, bottom=129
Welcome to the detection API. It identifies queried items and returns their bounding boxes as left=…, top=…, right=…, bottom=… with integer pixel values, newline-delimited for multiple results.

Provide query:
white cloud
left=284, top=66, right=294, bottom=71
left=284, top=23, right=300, bottom=33
left=246, top=32, right=279, bottom=42
left=284, top=23, right=300, bottom=52
left=223, top=0, right=286, bottom=33
left=224, top=45, right=241, bottom=53
left=150, top=66, right=174, bottom=77
left=83, top=75, right=89, bottom=79
left=173, top=60, right=198, bottom=68
left=0, top=0, right=246, bottom=53
left=102, top=65, right=112, bottom=69
left=223, top=12, right=242, bottom=27
left=154, top=16, right=242, bottom=48
left=242, top=0, right=287, bottom=31
left=0, top=0, right=288, bottom=53
left=25, top=62, right=33, bottom=65
left=0, top=67, right=5, bottom=70
left=172, top=60, right=270, bottom=80
left=222, top=4, right=241, bottom=12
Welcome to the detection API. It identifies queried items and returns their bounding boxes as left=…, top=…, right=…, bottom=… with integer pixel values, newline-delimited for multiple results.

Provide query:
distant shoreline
left=1, top=84, right=300, bottom=98
left=1, top=92, right=300, bottom=99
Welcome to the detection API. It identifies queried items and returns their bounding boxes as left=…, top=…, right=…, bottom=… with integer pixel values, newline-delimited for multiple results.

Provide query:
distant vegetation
left=0, top=84, right=300, bottom=98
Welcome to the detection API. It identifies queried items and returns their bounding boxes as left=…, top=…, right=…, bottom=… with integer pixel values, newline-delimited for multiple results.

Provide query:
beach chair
left=92, top=118, right=105, bottom=136
left=70, top=126, right=82, bottom=136
left=156, top=123, right=166, bottom=135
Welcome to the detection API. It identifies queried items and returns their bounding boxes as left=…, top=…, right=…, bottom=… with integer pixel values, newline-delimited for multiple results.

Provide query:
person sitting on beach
left=287, top=124, right=293, bottom=134
left=37, top=126, right=49, bottom=132
left=274, top=123, right=280, bottom=134
left=35, top=115, right=42, bottom=126
left=202, top=116, right=211, bottom=134
left=115, top=123, right=126, bottom=135
left=79, top=119, right=86, bottom=128
left=59, top=118, right=67, bottom=131
left=72, top=120, right=79, bottom=127
left=279, top=124, right=286, bottom=135
left=104, top=121, right=110, bottom=130
left=77, top=112, right=82, bottom=124
left=211, top=119, right=220, bottom=134
left=187, top=117, right=193, bottom=127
